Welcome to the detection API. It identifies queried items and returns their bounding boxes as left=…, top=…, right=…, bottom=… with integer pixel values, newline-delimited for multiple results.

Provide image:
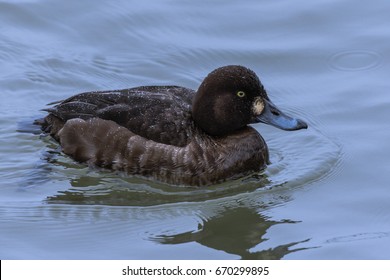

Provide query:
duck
left=38, top=65, right=307, bottom=186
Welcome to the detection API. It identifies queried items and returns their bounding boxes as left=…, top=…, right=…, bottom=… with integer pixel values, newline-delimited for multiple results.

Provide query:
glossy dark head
left=192, top=65, right=307, bottom=136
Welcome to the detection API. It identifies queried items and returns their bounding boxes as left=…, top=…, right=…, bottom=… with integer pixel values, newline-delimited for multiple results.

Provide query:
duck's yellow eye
left=237, top=91, right=246, bottom=98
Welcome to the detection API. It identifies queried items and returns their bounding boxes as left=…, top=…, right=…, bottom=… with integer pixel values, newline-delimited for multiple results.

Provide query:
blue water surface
left=1, top=0, right=390, bottom=259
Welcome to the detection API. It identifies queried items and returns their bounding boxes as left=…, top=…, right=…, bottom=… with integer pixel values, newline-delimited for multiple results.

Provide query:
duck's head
left=192, top=65, right=308, bottom=136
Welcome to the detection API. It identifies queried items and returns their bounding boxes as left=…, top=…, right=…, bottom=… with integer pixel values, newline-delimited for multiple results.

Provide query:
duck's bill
left=256, top=99, right=308, bottom=131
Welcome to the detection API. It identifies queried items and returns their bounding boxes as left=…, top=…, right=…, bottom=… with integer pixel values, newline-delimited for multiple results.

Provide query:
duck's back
left=42, top=86, right=196, bottom=147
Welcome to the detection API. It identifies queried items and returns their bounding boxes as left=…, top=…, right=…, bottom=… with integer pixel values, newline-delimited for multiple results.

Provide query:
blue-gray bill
left=256, top=99, right=308, bottom=131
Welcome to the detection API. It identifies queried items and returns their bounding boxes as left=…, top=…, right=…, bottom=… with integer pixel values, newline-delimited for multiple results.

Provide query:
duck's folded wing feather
left=45, top=86, right=196, bottom=147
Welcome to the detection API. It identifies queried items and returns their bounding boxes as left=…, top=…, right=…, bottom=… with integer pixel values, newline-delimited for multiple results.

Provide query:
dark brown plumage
left=38, top=65, right=307, bottom=186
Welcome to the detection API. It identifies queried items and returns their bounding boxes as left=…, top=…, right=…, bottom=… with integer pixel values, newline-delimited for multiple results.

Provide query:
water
left=1, top=0, right=390, bottom=259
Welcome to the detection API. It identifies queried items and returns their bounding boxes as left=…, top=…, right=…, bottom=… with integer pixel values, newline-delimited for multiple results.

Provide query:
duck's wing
left=44, top=86, right=196, bottom=147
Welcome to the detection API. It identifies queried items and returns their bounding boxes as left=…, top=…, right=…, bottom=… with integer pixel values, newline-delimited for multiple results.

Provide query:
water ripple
left=329, top=50, right=382, bottom=71
left=326, top=232, right=390, bottom=243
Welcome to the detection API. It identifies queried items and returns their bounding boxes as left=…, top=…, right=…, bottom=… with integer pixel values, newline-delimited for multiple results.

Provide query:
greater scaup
left=38, top=65, right=307, bottom=186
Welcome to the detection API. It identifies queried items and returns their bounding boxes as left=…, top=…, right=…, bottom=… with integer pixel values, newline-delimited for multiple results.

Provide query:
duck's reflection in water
left=151, top=207, right=310, bottom=260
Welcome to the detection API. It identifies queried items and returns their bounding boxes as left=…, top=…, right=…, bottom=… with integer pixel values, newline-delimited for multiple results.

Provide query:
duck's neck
left=192, top=93, right=247, bottom=136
